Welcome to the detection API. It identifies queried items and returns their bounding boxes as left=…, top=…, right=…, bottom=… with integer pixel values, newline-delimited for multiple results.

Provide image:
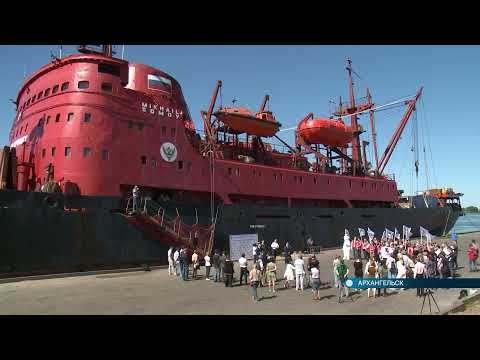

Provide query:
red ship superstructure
left=8, top=48, right=419, bottom=210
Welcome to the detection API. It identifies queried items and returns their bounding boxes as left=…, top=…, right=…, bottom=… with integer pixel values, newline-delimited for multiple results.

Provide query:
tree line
left=463, top=206, right=479, bottom=213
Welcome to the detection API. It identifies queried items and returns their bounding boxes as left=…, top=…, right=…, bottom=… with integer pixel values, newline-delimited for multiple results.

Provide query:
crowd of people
left=165, top=235, right=479, bottom=303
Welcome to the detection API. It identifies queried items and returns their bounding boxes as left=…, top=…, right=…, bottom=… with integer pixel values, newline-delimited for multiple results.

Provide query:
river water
left=451, top=213, right=480, bottom=234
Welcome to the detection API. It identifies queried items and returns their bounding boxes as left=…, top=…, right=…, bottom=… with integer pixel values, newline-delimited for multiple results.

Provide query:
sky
left=0, top=45, right=478, bottom=206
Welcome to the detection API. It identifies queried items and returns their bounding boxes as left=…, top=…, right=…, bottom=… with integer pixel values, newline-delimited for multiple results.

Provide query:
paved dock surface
left=0, top=232, right=479, bottom=315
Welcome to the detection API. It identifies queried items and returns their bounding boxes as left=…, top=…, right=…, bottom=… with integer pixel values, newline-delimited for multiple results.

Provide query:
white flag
left=386, top=228, right=394, bottom=240
left=403, top=225, right=412, bottom=241
left=381, top=229, right=386, bottom=241
left=394, top=228, right=401, bottom=240
left=367, top=228, right=375, bottom=241
left=420, top=226, right=429, bottom=237
left=358, top=228, right=366, bottom=237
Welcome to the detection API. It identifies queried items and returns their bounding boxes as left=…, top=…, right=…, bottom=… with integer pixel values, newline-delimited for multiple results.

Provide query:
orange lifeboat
left=297, top=117, right=353, bottom=147
left=214, top=107, right=281, bottom=137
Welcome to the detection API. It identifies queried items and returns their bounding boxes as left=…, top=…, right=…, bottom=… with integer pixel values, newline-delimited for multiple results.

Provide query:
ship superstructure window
left=55, top=113, right=60, bottom=122
left=162, top=126, right=166, bottom=135
left=51, top=147, right=56, bottom=157
left=37, top=91, right=43, bottom=99
left=141, top=156, right=147, bottom=165
left=84, top=113, right=91, bottom=123
left=138, top=123, right=144, bottom=131
left=171, top=128, right=176, bottom=137
left=52, top=85, right=59, bottom=94
left=151, top=159, right=157, bottom=168
left=25, top=123, right=28, bottom=132
left=83, top=147, right=91, bottom=158
left=27, top=98, right=31, bottom=106
left=42, top=149, right=46, bottom=158
left=61, top=82, right=69, bottom=91
left=101, top=82, right=113, bottom=92
left=349, top=180, right=352, bottom=189
left=228, top=168, right=233, bottom=175
left=78, top=80, right=90, bottom=89
left=102, top=150, right=109, bottom=160
left=32, top=95, right=36, bottom=103
left=44, top=88, right=50, bottom=97
left=313, top=177, right=317, bottom=184
left=65, top=147, right=71, bottom=157
left=67, top=113, right=74, bottom=122
left=178, top=161, right=183, bottom=170
left=98, top=63, right=120, bottom=76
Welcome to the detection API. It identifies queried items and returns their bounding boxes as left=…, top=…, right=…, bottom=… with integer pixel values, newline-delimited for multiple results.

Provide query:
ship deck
left=0, top=232, right=478, bottom=315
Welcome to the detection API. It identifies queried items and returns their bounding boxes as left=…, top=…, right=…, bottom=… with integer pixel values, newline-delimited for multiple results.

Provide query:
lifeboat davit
left=297, top=117, right=353, bottom=147
left=214, top=107, right=281, bottom=137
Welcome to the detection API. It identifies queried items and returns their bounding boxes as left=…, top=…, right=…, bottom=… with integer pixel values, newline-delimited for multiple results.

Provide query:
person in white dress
left=343, top=234, right=351, bottom=261
left=396, top=258, right=407, bottom=291
left=173, top=248, right=180, bottom=276
left=167, top=247, right=174, bottom=275
left=294, top=255, right=305, bottom=291
left=283, top=261, right=295, bottom=288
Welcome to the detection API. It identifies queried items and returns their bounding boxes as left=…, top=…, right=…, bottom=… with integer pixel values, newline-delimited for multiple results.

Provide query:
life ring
left=43, top=196, right=60, bottom=209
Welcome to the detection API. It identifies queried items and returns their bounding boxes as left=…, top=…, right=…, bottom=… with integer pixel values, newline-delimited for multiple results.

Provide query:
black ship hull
left=0, top=190, right=460, bottom=277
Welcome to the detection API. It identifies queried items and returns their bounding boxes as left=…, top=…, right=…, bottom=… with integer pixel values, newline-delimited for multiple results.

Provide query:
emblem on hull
left=161, top=142, right=177, bottom=162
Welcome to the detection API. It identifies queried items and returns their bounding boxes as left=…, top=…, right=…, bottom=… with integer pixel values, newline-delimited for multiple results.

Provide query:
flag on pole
left=403, top=225, right=412, bottom=241
left=385, top=228, right=394, bottom=240
left=420, top=226, right=429, bottom=243
left=426, top=231, right=434, bottom=244
left=367, top=228, right=375, bottom=241
left=358, top=228, right=366, bottom=238
left=394, top=228, right=401, bottom=240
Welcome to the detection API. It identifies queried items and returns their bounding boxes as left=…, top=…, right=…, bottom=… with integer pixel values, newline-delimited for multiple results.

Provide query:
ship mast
left=346, top=59, right=362, bottom=176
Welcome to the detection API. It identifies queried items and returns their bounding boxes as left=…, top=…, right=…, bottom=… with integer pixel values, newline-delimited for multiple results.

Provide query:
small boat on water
left=214, top=107, right=281, bottom=137
left=297, top=117, right=353, bottom=147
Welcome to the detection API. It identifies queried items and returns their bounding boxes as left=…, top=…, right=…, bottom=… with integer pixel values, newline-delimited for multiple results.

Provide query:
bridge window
left=83, top=147, right=91, bottom=158
left=67, top=113, right=74, bottom=122
left=26, top=98, right=30, bottom=106
left=78, top=80, right=90, bottom=89
left=65, top=147, right=71, bottom=157
left=171, top=128, right=176, bottom=137
left=52, top=85, right=59, bottom=94
left=25, top=123, right=28, bottom=131
left=178, top=161, right=183, bottom=170
left=349, top=180, right=352, bottom=189
left=61, top=82, right=69, bottom=91
left=162, top=126, right=166, bottom=135
left=102, top=150, right=109, bottom=160
left=151, top=159, right=157, bottom=168
left=299, top=177, right=303, bottom=184
left=51, top=147, right=56, bottom=157
left=55, top=113, right=60, bottom=122
left=141, top=155, right=147, bottom=165
left=37, top=91, right=43, bottom=99
left=228, top=168, right=232, bottom=175
left=46, top=115, right=50, bottom=124
left=32, top=95, right=36, bottom=103
left=98, top=63, right=120, bottom=76
left=44, top=88, right=50, bottom=97
left=101, top=82, right=113, bottom=92
left=84, top=113, right=91, bottom=123
left=42, top=149, right=46, bottom=158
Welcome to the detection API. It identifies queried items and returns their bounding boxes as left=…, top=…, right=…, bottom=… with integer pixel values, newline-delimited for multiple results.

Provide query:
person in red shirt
left=467, top=240, right=479, bottom=272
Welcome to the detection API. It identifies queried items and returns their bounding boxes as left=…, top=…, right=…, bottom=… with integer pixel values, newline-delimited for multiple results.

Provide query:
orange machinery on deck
left=297, top=117, right=353, bottom=147
left=214, top=107, right=281, bottom=137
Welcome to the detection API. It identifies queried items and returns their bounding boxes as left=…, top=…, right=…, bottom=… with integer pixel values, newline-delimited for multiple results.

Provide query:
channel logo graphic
left=345, top=278, right=480, bottom=289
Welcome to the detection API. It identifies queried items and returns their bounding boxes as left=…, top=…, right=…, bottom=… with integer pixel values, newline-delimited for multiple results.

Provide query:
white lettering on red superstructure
left=141, top=102, right=183, bottom=119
